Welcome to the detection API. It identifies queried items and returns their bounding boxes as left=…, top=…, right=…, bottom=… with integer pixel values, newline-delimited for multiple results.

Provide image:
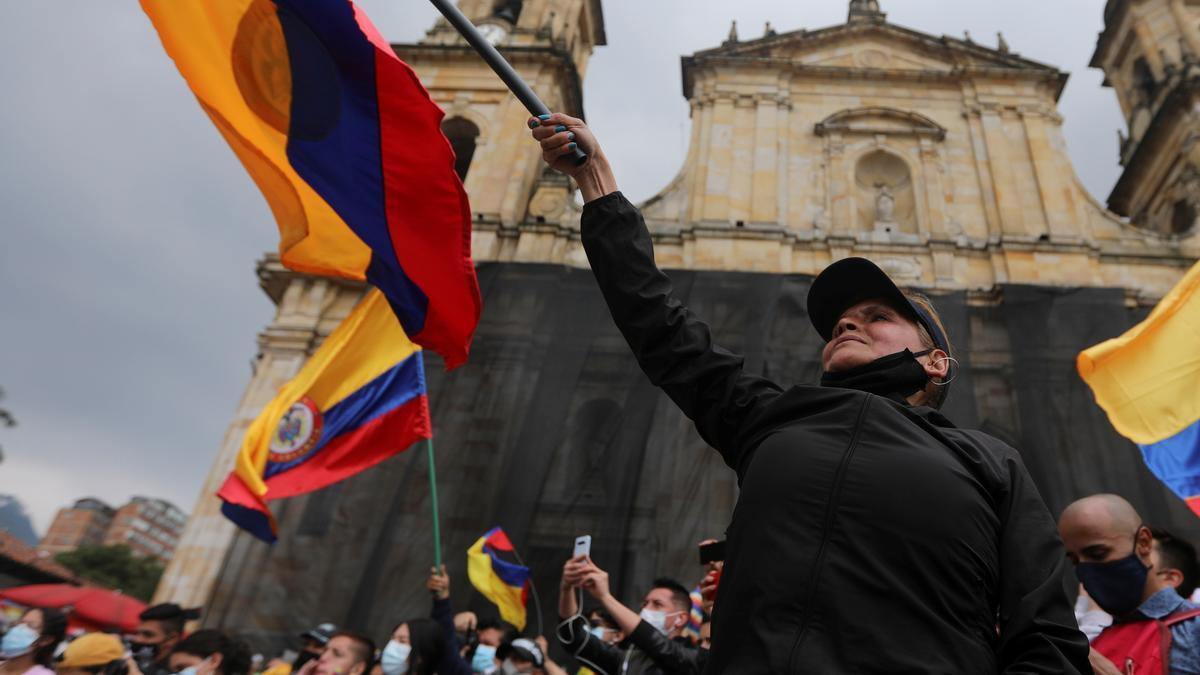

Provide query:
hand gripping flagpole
left=427, top=0, right=588, bottom=167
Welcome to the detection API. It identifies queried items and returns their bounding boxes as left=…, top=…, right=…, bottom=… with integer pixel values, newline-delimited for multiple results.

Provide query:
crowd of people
left=1, top=503, right=1200, bottom=674
left=0, top=547, right=724, bottom=675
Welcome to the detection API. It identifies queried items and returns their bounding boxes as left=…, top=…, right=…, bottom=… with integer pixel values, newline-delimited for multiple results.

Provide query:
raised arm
left=529, top=114, right=782, bottom=466
left=579, top=562, right=703, bottom=675
left=427, top=567, right=474, bottom=675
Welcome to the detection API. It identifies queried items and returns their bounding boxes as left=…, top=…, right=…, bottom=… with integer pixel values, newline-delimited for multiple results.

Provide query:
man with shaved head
left=1059, top=494, right=1200, bottom=673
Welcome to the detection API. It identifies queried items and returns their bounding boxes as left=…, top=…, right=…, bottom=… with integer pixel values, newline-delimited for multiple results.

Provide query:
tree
left=55, top=544, right=165, bottom=601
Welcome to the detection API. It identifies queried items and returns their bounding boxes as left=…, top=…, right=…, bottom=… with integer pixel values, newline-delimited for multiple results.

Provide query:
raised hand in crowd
left=533, top=635, right=569, bottom=675
left=556, top=555, right=705, bottom=674
left=426, top=565, right=450, bottom=601
left=557, top=555, right=591, bottom=619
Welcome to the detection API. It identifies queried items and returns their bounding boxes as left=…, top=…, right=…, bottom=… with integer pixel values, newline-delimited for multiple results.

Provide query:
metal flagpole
left=426, top=437, right=442, bottom=568
left=427, top=0, right=588, bottom=167
left=508, top=544, right=544, bottom=637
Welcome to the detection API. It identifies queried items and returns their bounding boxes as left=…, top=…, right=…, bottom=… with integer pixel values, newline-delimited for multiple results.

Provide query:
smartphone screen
left=699, top=540, right=726, bottom=564
left=573, top=534, right=592, bottom=558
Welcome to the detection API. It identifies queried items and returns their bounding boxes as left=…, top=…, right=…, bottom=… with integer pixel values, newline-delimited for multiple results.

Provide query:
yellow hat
left=57, top=633, right=126, bottom=668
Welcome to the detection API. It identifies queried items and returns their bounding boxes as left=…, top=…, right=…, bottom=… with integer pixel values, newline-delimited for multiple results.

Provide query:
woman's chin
left=825, top=351, right=875, bottom=373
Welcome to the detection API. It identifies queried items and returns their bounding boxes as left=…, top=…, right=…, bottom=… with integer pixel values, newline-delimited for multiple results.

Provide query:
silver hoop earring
left=931, top=356, right=959, bottom=386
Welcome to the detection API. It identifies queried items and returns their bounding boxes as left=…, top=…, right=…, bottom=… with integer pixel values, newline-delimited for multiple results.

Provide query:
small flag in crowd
left=682, top=585, right=705, bottom=644
left=218, top=290, right=432, bottom=542
left=1078, top=261, right=1200, bottom=515
left=467, top=527, right=531, bottom=630
left=141, top=0, right=481, bottom=367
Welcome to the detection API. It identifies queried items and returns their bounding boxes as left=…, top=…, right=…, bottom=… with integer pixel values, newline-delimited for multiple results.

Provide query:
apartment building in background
left=39, top=496, right=186, bottom=563
left=37, top=498, right=114, bottom=556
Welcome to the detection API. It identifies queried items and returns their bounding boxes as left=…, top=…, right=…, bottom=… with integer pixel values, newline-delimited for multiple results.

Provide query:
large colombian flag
left=467, top=527, right=530, bottom=630
left=218, top=290, right=431, bottom=541
left=1078, top=261, right=1200, bottom=515
left=141, top=0, right=481, bottom=367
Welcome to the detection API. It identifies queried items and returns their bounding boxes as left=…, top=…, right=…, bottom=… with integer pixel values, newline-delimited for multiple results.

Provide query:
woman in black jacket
left=528, top=113, right=1090, bottom=674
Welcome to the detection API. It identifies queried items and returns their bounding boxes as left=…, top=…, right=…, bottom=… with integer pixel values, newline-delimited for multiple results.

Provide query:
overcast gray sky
left=0, top=1, right=1122, bottom=534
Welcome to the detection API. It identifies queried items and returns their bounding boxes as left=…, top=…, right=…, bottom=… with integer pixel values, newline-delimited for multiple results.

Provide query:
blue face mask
left=587, top=626, right=606, bottom=641
left=1, top=623, right=40, bottom=658
left=1076, top=545, right=1151, bottom=617
left=471, top=644, right=497, bottom=673
left=177, top=667, right=198, bottom=675
left=380, top=640, right=411, bottom=675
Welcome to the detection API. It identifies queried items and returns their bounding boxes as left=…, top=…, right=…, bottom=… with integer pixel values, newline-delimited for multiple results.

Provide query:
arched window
left=441, top=117, right=480, bottom=181
left=1171, top=200, right=1196, bottom=235
left=1131, top=57, right=1157, bottom=106
left=492, top=0, right=523, bottom=23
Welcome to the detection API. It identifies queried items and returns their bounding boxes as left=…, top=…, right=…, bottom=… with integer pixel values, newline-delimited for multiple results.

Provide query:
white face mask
left=638, top=608, right=681, bottom=635
left=1, top=624, right=40, bottom=658
left=380, top=640, right=411, bottom=675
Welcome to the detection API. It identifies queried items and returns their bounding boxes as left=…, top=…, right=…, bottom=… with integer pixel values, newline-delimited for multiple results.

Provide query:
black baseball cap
left=806, top=257, right=950, bottom=355
left=300, top=623, right=337, bottom=645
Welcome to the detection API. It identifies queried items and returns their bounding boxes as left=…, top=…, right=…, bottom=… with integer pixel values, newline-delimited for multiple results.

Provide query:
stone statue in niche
left=854, top=149, right=916, bottom=236
left=875, top=185, right=896, bottom=225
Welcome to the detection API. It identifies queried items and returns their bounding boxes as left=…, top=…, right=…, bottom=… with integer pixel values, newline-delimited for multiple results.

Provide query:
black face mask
left=1075, top=537, right=1151, bottom=617
left=821, top=349, right=932, bottom=399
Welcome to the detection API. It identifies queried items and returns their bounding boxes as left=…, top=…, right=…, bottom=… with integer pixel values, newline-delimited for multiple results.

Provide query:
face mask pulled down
left=820, top=349, right=932, bottom=400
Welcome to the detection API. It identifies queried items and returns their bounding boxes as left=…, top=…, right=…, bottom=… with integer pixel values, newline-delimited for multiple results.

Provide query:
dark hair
left=901, top=291, right=954, bottom=409
left=329, top=631, right=375, bottom=669
left=138, top=604, right=200, bottom=637
left=475, top=618, right=518, bottom=644
left=389, top=619, right=444, bottom=675
left=1152, top=527, right=1200, bottom=597
left=171, top=629, right=251, bottom=675
left=28, top=607, right=68, bottom=667
left=586, top=608, right=617, bottom=629
left=651, top=578, right=692, bottom=613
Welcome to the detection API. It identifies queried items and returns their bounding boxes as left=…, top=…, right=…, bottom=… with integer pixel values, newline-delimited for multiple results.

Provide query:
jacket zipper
left=786, top=396, right=872, bottom=673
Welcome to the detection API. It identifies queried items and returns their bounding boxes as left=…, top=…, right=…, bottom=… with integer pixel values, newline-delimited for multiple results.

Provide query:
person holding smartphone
left=529, top=114, right=1089, bottom=673
left=556, top=555, right=703, bottom=675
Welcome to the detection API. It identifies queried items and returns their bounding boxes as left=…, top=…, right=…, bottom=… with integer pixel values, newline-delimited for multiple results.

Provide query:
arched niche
left=854, top=149, right=916, bottom=234
left=441, top=117, right=480, bottom=181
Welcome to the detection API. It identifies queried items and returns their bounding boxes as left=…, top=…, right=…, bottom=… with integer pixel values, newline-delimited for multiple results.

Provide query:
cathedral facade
left=158, top=0, right=1200, bottom=646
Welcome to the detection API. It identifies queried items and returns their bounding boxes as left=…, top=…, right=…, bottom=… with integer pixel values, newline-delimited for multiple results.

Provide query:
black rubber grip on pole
left=428, top=0, right=588, bottom=166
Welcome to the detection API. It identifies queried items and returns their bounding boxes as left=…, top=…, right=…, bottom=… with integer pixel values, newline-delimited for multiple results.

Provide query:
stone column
left=750, top=95, right=779, bottom=225
left=1021, top=107, right=1082, bottom=240
left=728, top=95, right=757, bottom=224
left=701, top=94, right=736, bottom=223
left=1172, top=0, right=1200, bottom=57
left=979, top=106, right=1025, bottom=237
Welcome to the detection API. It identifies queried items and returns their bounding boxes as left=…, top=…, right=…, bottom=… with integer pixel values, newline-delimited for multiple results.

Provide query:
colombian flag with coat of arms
left=218, top=290, right=431, bottom=542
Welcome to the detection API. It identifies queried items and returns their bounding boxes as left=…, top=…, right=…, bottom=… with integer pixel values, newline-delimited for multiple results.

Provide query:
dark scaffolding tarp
left=203, top=263, right=1200, bottom=658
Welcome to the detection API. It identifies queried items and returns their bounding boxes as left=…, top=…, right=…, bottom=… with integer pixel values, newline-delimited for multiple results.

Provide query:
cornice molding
left=389, top=42, right=587, bottom=118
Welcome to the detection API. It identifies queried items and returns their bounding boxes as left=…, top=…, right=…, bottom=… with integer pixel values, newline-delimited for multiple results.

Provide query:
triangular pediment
left=691, top=21, right=1060, bottom=75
